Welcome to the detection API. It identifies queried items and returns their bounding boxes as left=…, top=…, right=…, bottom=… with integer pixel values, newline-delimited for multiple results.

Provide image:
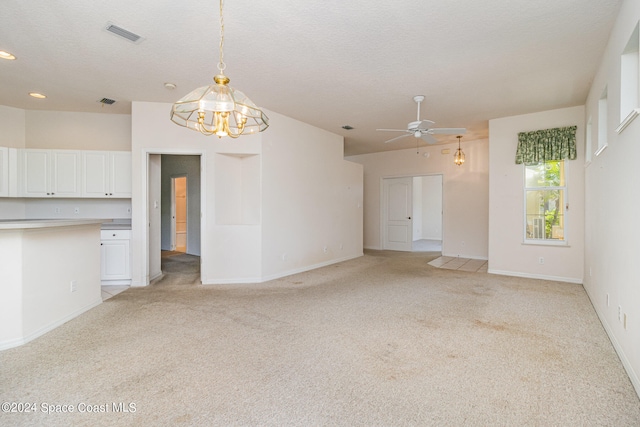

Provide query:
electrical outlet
left=461, top=241, right=465, bottom=247
left=323, top=246, right=328, bottom=253
left=70, top=280, right=77, bottom=292
left=539, top=257, right=544, bottom=265
left=618, top=306, right=622, bottom=322
left=281, top=253, right=287, bottom=261
left=54, top=207, right=61, bottom=214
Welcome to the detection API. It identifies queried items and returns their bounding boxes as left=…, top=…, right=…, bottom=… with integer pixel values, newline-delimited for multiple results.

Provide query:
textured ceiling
left=0, top=0, right=622, bottom=155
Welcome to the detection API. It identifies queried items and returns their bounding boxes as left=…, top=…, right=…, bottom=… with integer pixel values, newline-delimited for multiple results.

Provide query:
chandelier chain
left=218, top=0, right=226, bottom=73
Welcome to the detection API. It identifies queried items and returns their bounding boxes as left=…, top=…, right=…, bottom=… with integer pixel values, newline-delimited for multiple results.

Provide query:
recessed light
left=0, top=50, right=16, bottom=60
left=29, top=92, right=47, bottom=99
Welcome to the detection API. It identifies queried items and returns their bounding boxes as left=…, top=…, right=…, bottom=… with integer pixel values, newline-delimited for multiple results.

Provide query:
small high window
left=596, top=87, right=608, bottom=156
left=619, top=22, right=639, bottom=132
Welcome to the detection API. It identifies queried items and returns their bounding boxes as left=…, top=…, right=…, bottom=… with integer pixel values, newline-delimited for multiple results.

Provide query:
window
left=586, top=116, right=592, bottom=164
left=618, top=22, right=639, bottom=132
left=596, top=87, right=608, bottom=156
left=524, top=160, right=566, bottom=243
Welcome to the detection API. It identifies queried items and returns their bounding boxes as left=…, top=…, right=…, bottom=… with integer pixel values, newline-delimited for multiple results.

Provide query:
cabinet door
left=82, top=151, right=109, bottom=197
left=51, top=150, right=82, bottom=197
left=22, top=149, right=50, bottom=197
left=110, top=152, right=132, bottom=197
left=101, top=239, right=131, bottom=280
left=0, top=147, right=8, bottom=197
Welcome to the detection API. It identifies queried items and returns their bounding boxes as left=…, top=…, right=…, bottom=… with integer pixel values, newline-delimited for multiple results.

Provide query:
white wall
left=131, top=102, right=363, bottom=285
left=24, top=199, right=131, bottom=220
left=260, top=111, right=363, bottom=280
left=421, top=175, right=443, bottom=240
left=0, top=105, right=25, bottom=148
left=488, top=106, right=585, bottom=283
left=583, top=0, right=640, bottom=396
left=348, top=139, right=488, bottom=259
left=160, top=155, right=201, bottom=256
left=25, top=110, right=131, bottom=151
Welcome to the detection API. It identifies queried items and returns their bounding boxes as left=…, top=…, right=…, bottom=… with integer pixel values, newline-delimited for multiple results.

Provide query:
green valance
left=515, top=125, right=577, bottom=165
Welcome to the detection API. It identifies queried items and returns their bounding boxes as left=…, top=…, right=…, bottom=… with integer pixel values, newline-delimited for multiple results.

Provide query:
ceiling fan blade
left=418, top=120, right=435, bottom=128
left=421, top=133, right=437, bottom=144
left=376, top=128, right=408, bottom=132
left=384, top=134, right=412, bottom=144
left=428, top=127, right=467, bottom=135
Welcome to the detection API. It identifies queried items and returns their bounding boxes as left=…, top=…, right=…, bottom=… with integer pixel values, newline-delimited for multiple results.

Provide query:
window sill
left=522, top=240, right=570, bottom=248
left=616, top=108, right=640, bottom=134
left=594, top=144, right=608, bottom=157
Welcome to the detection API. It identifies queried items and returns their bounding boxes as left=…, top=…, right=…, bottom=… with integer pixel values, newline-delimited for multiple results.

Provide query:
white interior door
left=383, top=177, right=413, bottom=251
left=171, top=176, right=187, bottom=253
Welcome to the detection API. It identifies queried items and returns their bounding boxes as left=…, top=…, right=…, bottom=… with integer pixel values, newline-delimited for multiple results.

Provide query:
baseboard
left=488, top=268, right=582, bottom=284
left=0, top=297, right=102, bottom=351
left=202, top=253, right=364, bottom=285
left=101, top=279, right=131, bottom=285
left=583, top=286, right=640, bottom=399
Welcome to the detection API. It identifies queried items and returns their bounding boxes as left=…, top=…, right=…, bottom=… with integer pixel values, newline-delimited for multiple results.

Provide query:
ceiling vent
left=98, top=98, right=116, bottom=105
left=105, top=23, right=143, bottom=43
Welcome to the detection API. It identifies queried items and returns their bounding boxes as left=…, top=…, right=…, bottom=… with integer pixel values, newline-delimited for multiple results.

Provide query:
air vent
left=98, top=98, right=116, bottom=105
left=105, top=23, right=142, bottom=43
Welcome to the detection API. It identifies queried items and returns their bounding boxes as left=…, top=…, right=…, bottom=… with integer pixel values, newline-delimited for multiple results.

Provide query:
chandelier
left=454, top=135, right=465, bottom=166
left=170, top=0, right=268, bottom=138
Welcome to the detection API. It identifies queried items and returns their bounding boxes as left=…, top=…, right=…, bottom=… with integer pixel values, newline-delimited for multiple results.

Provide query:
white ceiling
left=0, top=0, right=622, bottom=155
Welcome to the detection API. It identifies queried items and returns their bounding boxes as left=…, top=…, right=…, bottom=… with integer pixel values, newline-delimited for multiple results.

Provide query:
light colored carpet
left=1, top=250, right=639, bottom=426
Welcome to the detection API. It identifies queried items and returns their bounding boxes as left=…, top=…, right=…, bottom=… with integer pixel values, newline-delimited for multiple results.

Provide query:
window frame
left=522, top=160, right=569, bottom=246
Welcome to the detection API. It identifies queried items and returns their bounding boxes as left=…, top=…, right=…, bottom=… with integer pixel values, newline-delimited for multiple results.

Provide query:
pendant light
left=170, top=0, right=268, bottom=138
left=454, top=135, right=465, bottom=166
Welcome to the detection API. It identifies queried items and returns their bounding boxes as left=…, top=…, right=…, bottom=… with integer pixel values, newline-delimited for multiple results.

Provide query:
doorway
left=382, top=175, right=443, bottom=253
left=171, top=175, right=187, bottom=253
left=144, top=152, right=203, bottom=286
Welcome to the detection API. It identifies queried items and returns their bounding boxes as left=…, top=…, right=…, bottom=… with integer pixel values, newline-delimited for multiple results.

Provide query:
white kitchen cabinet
left=101, top=230, right=131, bottom=283
left=0, top=147, right=17, bottom=197
left=83, top=151, right=132, bottom=198
left=21, top=149, right=82, bottom=197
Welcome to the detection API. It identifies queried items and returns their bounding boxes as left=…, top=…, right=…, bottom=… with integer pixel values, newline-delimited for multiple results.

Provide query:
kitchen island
left=0, top=219, right=104, bottom=350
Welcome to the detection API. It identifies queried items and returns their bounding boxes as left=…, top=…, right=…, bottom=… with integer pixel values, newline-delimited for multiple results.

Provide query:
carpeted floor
left=1, top=250, right=639, bottom=426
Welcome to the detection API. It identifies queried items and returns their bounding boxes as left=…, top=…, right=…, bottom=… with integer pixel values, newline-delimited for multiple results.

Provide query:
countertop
left=0, top=219, right=105, bottom=230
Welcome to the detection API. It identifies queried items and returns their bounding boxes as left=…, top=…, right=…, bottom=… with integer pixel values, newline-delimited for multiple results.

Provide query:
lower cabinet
left=101, top=230, right=131, bottom=284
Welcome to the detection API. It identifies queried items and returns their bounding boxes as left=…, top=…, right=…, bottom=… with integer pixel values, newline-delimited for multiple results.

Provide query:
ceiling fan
left=377, top=95, right=466, bottom=144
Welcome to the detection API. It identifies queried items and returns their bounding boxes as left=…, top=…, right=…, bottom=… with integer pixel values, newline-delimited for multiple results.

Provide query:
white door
left=171, top=176, right=188, bottom=252
left=383, top=177, right=413, bottom=251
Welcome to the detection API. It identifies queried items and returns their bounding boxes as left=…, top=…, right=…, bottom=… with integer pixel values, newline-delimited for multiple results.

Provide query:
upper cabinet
left=0, top=147, right=131, bottom=199
left=82, top=151, right=132, bottom=198
left=21, top=149, right=82, bottom=197
left=0, top=147, right=8, bottom=197
left=0, top=148, right=18, bottom=197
